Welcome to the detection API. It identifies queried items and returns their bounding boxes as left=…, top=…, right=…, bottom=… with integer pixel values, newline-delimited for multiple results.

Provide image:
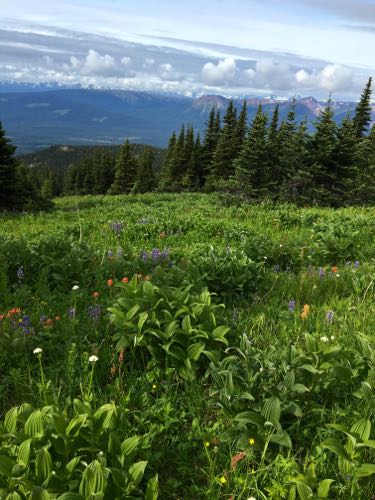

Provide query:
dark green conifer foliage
left=210, top=101, right=238, bottom=181
left=193, top=132, right=204, bottom=188
left=234, top=100, right=247, bottom=152
left=202, top=109, right=221, bottom=184
left=309, top=101, right=337, bottom=205
left=108, top=139, right=137, bottom=194
left=351, top=125, right=375, bottom=204
left=181, top=125, right=196, bottom=190
left=169, top=125, right=186, bottom=191
left=234, top=104, right=268, bottom=197
left=158, top=131, right=176, bottom=191
left=353, top=77, right=373, bottom=138
left=0, top=121, right=18, bottom=209
left=134, top=146, right=155, bottom=193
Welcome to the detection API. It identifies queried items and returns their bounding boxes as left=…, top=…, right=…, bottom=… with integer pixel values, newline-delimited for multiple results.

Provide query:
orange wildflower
left=45, top=318, right=54, bottom=327
left=9, top=308, right=21, bottom=315
left=0, top=314, right=4, bottom=320
left=332, top=266, right=338, bottom=273
left=301, top=304, right=310, bottom=320
left=121, top=277, right=129, bottom=283
left=118, top=350, right=125, bottom=365
left=107, top=279, right=114, bottom=287
left=230, top=451, right=247, bottom=470
left=92, top=291, right=100, bottom=298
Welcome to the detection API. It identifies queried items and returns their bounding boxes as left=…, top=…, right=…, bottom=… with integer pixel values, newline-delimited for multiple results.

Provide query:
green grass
left=0, top=193, right=375, bottom=499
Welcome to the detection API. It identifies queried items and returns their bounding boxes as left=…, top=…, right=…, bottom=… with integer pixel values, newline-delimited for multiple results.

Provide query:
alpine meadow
left=1, top=1, right=375, bottom=499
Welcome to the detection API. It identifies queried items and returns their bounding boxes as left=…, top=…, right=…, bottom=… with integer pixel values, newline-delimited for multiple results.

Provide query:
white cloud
left=201, top=57, right=237, bottom=85
left=83, top=49, right=116, bottom=75
left=159, top=62, right=176, bottom=80
left=295, top=64, right=355, bottom=91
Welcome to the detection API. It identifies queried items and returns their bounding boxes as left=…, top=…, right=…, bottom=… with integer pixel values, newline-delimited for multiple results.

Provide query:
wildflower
left=0, top=314, right=4, bottom=320
left=219, top=476, right=227, bottom=484
left=92, top=291, right=100, bottom=298
left=88, top=304, right=101, bottom=323
left=152, top=383, right=157, bottom=389
left=19, top=315, right=33, bottom=335
left=107, top=279, right=114, bottom=287
left=331, top=335, right=335, bottom=340
left=247, top=497, right=257, bottom=500
left=273, top=264, right=280, bottom=273
left=33, top=347, right=43, bottom=355
left=320, top=336, right=329, bottom=342
left=332, top=266, right=338, bottom=273
left=116, top=247, right=123, bottom=258
left=109, top=221, right=124, bottom=234
left=326, top=310, right=334, bottom=323
left=354, top=260, right=360, bottom=268
left=121, top=277, right=129, bottom=283
left=140, top=251, right=148, bottom=262
left=72, top=285, right=79, bottom=291
left=89, top=355, right=99, bottom=363
left=17, top=266, right=24, bottom=282
left=301, top=304, right=310, bottom=320
left=68, top=307, right=76, bottom=320
left=55, top=315, right=61, bottom=321
left=319, top=267, right=325, bottom=279
left=9, top=308, right=21, bottom=315
left=288, top=299, right=296, bottom=312
left=44, top=318, right=54, bottom=327
left=249, top=438, right=255, bottom=446
left=107, top=250, right=114, bottom=259
left=231, top=451, right=247, bottom=470
left=204, top=441, right=210, bottom=448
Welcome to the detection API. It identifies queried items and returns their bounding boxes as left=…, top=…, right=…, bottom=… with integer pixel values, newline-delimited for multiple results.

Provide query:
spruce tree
left=234, top=100, right=247, bottom=153
left=353, top=77, right=373, bottom=138
left=0, top=121, right=18, bottom=209
left=352, top=125, right=375, bottom=204
left=209, top=101, right=238, bottom=182
left=234, top=104, right=268, bottom=198
left=158, top=131, right=176, bottom=191
left=202, top=109, right=221, bottom=185
left=309, top=101, right=337, bottom=205
left=193, top=132, right=204, bottom=188
left=181, top=125, right=196, bottom=190
left=108, top=139, right=137, bottom=194
left=134, top=146, right=155, bottom=193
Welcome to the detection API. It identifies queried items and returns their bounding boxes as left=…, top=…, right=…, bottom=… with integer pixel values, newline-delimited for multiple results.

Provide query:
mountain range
left=0, top=84, right=374, bottom=154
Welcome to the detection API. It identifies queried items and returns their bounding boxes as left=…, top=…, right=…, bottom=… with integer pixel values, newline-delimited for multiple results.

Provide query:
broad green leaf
left=333, top=365, right=353, bottom=382
left=211, top=325, right=230, bottom=344
left=121, top=436, right=140, bottom=457
left=138, top=311, right=148, bottom=331
left=296, top=482, right=313, bottom=500
left=353, top=463, right=375, bottom=477
left=187, top=342, right=205, bottom=361
left=17, top=438, right=32, bottom=466
left=57, top=494, right=84, bottom=500
left=261, top=397, right=281, bottom=424
left=182, top=315, right=192, bottom=333
left=350, top=418, right=371, bottom=441
left=234, top=411, right=265, bottom=428
left=126, top=304, right=141, bottom=321
left=145, top=473, right=159, bottom=500
left=321, top=439, right=350, bottom=460
left=317, top=479, right=334, bottom=497
left=128, top=460, right=148, bottom=486
left=35, top=447, right=52, bottom=481
left=79, top=460, right=107, bottom=496
left=66, top=456, right=82, bottom=475
left=0, top=455, right=15, bottom=475
left=4, top=406, right=18, bottom=433
left=270, top=431, right=292, bottom=449
left=25, top=410, right=44, bottom=438
left=6, top=493, right=22, bottom=500
left=30, top=487, right=51, bottom=500
left=65, top=414, right=87, bottom=437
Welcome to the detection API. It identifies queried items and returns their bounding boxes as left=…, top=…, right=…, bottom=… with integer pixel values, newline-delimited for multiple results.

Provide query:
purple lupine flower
left=88, top=304, right=101, bottom=323
left=19, top=315, right=33, bottom=334
left=116, top=247, right=123, bottom=258
left=109, top=221, right=124, bottom=234
left=107, top=250, right=114, bottom=258
left=160, top=249, right=169, bottom=260
left=307, top=265, right=314, bottom=275
left=288, top=299, right=296, bottom=312
left=17, top=266, right=24, bottom=283
left=319, top=267, right=325, bottom=279
left=354, top=260, right=359, bottom=268
left=140, top=251, right=148, bottom=262
left=326, top=310, right=334, bottom=323
left=274, top=264, right=280, bottom=273
left=68, top=307, right=76, bottom=320
left=151, top=248, right=161, bottom=263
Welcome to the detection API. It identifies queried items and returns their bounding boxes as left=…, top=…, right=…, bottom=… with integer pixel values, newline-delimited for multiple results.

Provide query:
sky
left=1, top=0, right=375, bottom=99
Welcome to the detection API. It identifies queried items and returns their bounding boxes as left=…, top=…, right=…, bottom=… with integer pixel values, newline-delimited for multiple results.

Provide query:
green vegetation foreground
left=1, top=193, right=375, bottom=498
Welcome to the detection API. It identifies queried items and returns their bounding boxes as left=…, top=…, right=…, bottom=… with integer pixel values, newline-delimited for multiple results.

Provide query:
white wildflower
left=33, top=347, right=43, bottom=354
left=330, top=335, right=335, bottom=340
left=89, top=355, right=99, bottom=363
left=72, top=285, right=80, bottom=291
left=320, top=336, right=329, bottom=342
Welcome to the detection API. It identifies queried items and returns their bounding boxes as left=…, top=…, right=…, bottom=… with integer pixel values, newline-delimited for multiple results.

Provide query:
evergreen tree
left=133, top=146, right=155, bottom=193
left=158, top=131, right=176, bottom=191
left=201, top=109, right=221, bottom=185
left=108, top=139, right=137, bottom=194
left=0, top=121, right=18, bottom=209
left=353, top=77, right=373, bottom=138
left=181, top=125, right=196, bottom=190
left=309, top=101, right=337, bottom=205
left=168, top=125, right=186, bottom=191
left=233, top=100, right=247, bottom=152
left=209, top=101, right=238, bottom=182
left=234, top=104, right=269, bottom=198
left=193, top=133, right=204, bottom=188
left=351, top=125, right=375, bottom=204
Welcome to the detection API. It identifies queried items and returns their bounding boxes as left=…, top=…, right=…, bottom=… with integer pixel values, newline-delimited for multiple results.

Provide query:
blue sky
left=1, top=0, right=374, bottom=98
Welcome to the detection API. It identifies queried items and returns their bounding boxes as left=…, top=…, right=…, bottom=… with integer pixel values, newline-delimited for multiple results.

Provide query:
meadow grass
left=0, top=193, right=375, bottom=499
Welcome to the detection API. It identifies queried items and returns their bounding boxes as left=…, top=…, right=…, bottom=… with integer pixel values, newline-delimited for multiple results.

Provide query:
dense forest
left=0, top=78, right=374, bottom=210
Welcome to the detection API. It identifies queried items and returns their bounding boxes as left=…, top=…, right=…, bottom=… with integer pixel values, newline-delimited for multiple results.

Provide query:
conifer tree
left=353, top=77, right=373, bottom=138
left=193, top=132, right=204, bottom=188
left=168, top=125, right=186, bottom=191
left=201, top=109, right=221, bottom=184
left=309, top=101, right=337, bottom=205
left=134, top=146, right=155, bottom=193
left=108, top=139, right=137, bottom=194
left=234, top=104, right=268, bottom=198
left=158, top=131, right=176, bottom=191
left=181, top=125, right=196, bottom=189
left=351, top=125, right=375, bottom=204
left=0, top=121, right=18, bottom=209
left=233, top=100, right=247, bottom=152
left=209, top=101, right=238, bottom=181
